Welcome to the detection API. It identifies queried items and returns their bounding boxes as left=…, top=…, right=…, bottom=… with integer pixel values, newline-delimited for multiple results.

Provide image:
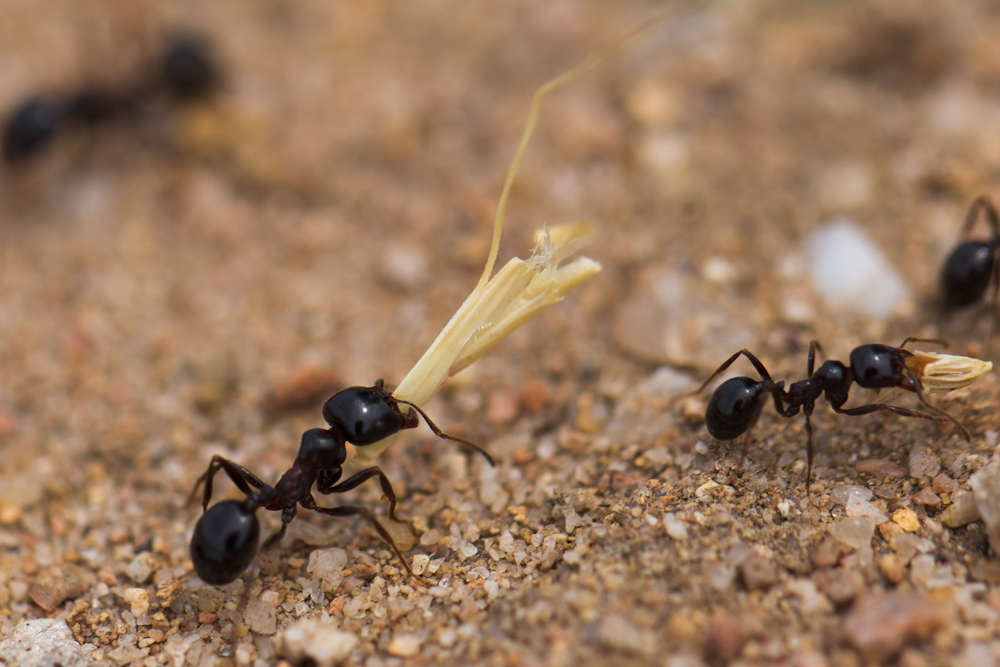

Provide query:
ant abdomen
left=941, top=240, right=994, bottom=308
left=190, top=500, right=260, bottom=585
left=705, top=377, right=767, bottom=441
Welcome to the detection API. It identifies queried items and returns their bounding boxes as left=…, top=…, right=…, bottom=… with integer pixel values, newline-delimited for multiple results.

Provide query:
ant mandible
left=940, top=196, right=1000, bottom=331
left=189, top=380, right=494, bottom=586
left=2, top=33, right=219, bottom=163
left=697, top=339, right=971, bottom=503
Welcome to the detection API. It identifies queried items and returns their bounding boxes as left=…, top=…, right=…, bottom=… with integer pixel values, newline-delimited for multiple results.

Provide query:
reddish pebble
left=487, top=390, right=519, bottom=423
left=855, top=458, right=904, bottom=480
left=519, top=378, right=551, bottom=413
left=198, top=611, right=219, bottom=624
left=262, top=364, right=341, bottom=415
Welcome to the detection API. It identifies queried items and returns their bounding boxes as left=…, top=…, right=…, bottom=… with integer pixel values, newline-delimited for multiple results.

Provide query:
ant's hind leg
left=312, top=504, right=416, bottom=578
left=188, top=455, right=269, bottom=510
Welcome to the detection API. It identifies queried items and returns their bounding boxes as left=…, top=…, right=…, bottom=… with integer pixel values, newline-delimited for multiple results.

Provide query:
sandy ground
left=3, top=1, right=1000, bottom=665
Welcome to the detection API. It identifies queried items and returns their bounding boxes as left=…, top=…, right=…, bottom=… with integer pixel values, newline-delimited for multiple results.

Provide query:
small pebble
left=892, top=509, right=920, bottom=533
left=122, top=588, right=151, bottom=617
left=970, top=462, right=1000, bottom=553
left=278, top=619, right=358, bottom=667
left=198, top=611, right=218, bottom=624
left=931, top=473, right=958, bottom=495
left=307, top=548, right=348, bottom=594
left=844, top=592, right=952, bottom=661
left=845, top=495, right=889, bottom=524
left=829, top=517, right=877, bottom=564
left=910, top=486, right=941, bottom=506
left=940, top=490, right=981, bottom=528
left=386, top=634, right=422, bottom=657
left=245, top=598, right=277, bottom=635
left=664, top=514, right=689, bottom=541
left=855, top=458, right=904, bottom=479
left=28, top=565, right=87, bottom=612
left=738, top=554, right=778, bottom=592
left=908, top=447, right=941, bottom=480
left=879, top=554, right=906, bottom=584
left=597, top=614, right=656, bottom=657
left=125, top=552, right=157, bottom=585
left=831, top=485, right=872, bottom=506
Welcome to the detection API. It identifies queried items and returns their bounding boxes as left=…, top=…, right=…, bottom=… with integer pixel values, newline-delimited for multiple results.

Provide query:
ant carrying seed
left=189, top=380, right=493, bottom=586
left=696, top=339, right=973, bottom=504
left=940, top=196, right=1000, bottom=332
left=2, top=32, right=219, bottom=164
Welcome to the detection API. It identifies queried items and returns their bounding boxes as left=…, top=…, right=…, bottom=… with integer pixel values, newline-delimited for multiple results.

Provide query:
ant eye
left=190, top=501, right=260, bottom=585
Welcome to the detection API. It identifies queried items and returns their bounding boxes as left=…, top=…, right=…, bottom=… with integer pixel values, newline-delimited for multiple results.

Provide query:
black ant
left=696, top=339, right=971, bottom=504
left=940, top=196, right=1000, bottom=332
left=2, top=33, right=219, bottom=164
left=189, top=380, right=493, bottom=586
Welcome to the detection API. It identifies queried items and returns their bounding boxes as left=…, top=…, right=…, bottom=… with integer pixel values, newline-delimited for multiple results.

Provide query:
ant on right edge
left=940, top=196, right=1000, bottom=332
left=189, top=380, right=494, bottom=586
left=696, top=339, right=972, bottom=504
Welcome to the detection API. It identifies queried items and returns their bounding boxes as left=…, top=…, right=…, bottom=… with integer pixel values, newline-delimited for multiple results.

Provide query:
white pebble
left=307, top=548, right=347, bottom=594
left=279, top=619, right=358, bottom=667
left=122, top=588, right=150, bottom=617
left=806, top=220, right=909, bottom=319
left=387, top=634, right=422, bottom=657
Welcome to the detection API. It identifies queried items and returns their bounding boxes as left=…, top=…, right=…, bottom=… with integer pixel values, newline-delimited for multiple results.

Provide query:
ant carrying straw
left=3, top=33, right=219, bottom=163
left=696, top=339, right=972, bottom=503
left=189, top=381, right=493, bottom=585
left=940, top=196, right=1000, bottom=332
left=188, top=2, right=703, bottom=585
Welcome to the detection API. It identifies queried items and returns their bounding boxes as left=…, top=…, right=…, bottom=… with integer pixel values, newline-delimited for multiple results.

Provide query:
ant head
left=849, top=344, right=906, bottom=389
left=190, top=500, right=260, bottom=585
left=323, top=386, right=407, bottom=446
left=295, top=428, right=346, bottom=469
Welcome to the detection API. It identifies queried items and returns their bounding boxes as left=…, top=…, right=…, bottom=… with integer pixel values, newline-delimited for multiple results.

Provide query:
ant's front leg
left=188, top=455, right=269, bottom=511
left=393, top=398, right=496, bottom=466
left=317, top=466, right=399, bottom=521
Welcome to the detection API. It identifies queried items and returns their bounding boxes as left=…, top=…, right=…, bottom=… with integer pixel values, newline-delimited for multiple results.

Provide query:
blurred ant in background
left=940, top=196, right=1000, bottom=334
left=697, top=339, right=972, bottom=504
left=2, top=32, right=219, bottom=164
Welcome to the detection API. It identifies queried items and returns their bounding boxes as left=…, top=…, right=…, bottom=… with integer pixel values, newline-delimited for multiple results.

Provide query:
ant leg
left=261, top=507, right=296, bottom=551
left=188, top=455, right=269, bottom=510
left=900, top=364, right=972, bottom=441
left=393, top=398, right=496, bottom=466
left=897, top=337, right=948, bottom=350
left=803, top=412, right=819, bottom=508
left=807, top=340, right=825, bottom=376
left=317, top=466, right=399, bottom=521
left=309, top=503, right=415, bottom=578
left=960, top=196, right=1000, bottom=238
left=695, top=350, right=778, bottom=395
